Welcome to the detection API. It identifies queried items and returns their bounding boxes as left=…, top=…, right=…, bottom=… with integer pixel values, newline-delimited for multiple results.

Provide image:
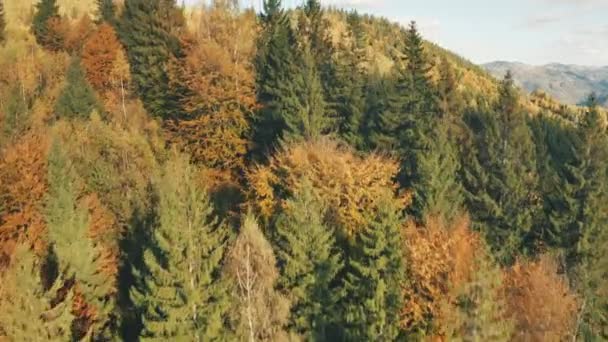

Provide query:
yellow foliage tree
left=248, top=138, right=405, bottom=237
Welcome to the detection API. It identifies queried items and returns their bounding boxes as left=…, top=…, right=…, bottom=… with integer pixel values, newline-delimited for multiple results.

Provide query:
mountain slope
left=483, top=61, right=608, bottom=106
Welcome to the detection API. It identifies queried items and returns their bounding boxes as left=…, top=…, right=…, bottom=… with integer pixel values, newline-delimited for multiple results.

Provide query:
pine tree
left=55, top=58, right=100, bottom=119
left=342, top=198, right=405, bottom=340
left=96, top=0, right=116, bottom=24
left=225, top=213, right=290, bottom=341
left=0, top=0, right=6, bottom=44
left=45, top=140, right=116, bottom=339
left=254, top=0, right=329, bottom=152
left=274, top=180, right=342, bottom=339
left=370, top=22, right=462, bottom=223
left=461, top=72, right=539, bottom=264
left=131, top=154, right=228, bottom=340
left=0, top=245, right=74, bottom=341
left=118, top=0, right=183, bottom=119
left=31, top=0, right=61, bottom=50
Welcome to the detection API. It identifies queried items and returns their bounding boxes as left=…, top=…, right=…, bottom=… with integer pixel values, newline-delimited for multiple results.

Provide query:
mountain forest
left=0, top=0, right=606, bottom=341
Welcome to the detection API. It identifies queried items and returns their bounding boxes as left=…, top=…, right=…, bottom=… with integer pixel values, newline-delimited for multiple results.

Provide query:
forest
left=0, top=0, right=606, bottom=341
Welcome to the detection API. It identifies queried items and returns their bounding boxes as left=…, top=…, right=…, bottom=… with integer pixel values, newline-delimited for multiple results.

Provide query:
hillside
left=1, top=1, right=607, bottom=341
left=483, top=61, right=608, bottom=106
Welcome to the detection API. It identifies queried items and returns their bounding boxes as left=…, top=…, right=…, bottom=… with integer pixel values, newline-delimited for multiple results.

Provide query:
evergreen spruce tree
left=96, top=0, right=116, bottom=24
left=342, top=199, right=405, bottom=340
left=0, top=245, right=74, bottom=341
left=461, top=72, right=539, bottom=264
left=118, top=0, right=183, bottom=119
left=55, top=58, right=100, bottom=119
left=46, top=140, right=116, bottom=339
left=0, top=0, right=6, bottom=45
left=274, top=181, right=342, bottom=339
left=254, top=0, right=329, bottom=152
left=131, top=154, right=228, bottom=340
left=31, top=0, right=61, bottom=49
left=370, top=22, right=462, bottom=223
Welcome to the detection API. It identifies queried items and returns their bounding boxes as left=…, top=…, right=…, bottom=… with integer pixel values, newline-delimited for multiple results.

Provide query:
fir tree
left=45, top=140, right=116, bottom=339
left=55, top=58, right=100, bottom=119
left=371, top=22, right=462, bottom=223
left=254, top=0, right=329, bottom=151
left=274, top=181, right=342, bottom=339
left=0, top=0, right=6, bottom=44
left=96, top=0, right=116, bottom=24
left=0, top=245, right=74, bottom=341
left=118, top=0, right=183, bottom=119
left=461, top=72, right=539, bottom=264
left=342, top=198, right=405, bottom=340
left=31, top=0, right=61, bottom=50
left=131, top=154, right=228, bottom=340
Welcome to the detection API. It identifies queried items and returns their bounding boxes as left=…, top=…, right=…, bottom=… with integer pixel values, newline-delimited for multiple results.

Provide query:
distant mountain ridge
left=483, top=61, right=608, bottom=106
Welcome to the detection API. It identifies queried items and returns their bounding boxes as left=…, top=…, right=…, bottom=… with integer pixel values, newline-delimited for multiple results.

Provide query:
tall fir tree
left=342, top=198, right=405, bottom=341
left=45, top=140, right=116, bottom=339
left=274, top=180, right=342, bottom=339
left=254, top=0, right=329, bottom=153
left=461, top=72, right=539, bottom=264
left=0, top=245, right=75, bottom=341
left=96, top=0, right=116, bottom=24
left=31, top=0, right=61, bottom=50
left=118, top=0, right=183, bottom=119
left=131, top=154, right=228, bottom=340
left=370, top=22, right=462, bottom=223
left=55, top=58, right=100, bottom=119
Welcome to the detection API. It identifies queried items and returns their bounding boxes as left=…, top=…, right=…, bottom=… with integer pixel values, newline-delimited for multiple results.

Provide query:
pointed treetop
left=262, top=0, right=283, bottom=23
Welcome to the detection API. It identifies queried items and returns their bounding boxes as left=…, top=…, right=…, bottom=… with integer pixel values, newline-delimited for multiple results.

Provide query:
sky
left=189, top=0, right=608, bottom=66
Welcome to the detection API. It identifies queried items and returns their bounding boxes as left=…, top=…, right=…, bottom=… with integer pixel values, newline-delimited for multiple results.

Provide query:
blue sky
left=188, top=0, right=608, bottom=66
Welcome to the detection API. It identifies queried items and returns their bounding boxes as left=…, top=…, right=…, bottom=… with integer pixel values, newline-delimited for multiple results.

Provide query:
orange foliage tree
left=402, top=215, right=480, bottom=334
left=164, top=2, right=258, bottom=186
left=248, top=138, right=405, bottom=237
left=82, top=23, right=123, bottom=92
left=504, top=255, right=579, bottom=341
left=0, top=132, right=49, bottom=264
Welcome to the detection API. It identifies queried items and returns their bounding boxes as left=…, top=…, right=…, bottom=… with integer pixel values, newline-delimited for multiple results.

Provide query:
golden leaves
left=248, top=138, right=402, bottom=236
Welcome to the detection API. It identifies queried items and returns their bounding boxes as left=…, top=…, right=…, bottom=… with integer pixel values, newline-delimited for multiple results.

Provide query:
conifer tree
left=31, top=0, right=61, bottom=50
left=45, top=140, right=116, bottom=339
left=0, top=245, right=74, bottom=341
left=461, top=72, right=539, bottom=264
left=254, top=0, right=329, bottom=151
left=118, top=0, right=183, bottom=119
left=371, top=22, right=462, bottom=223
left=131, top=154, right=228, bottom=340
left=55, top=58, right=100, bottom=119
left=274, top=180, right=342, bottom=339
left=342, top=198, right=405, bottom=340
left=0, top=0, right=6, bottom=45
left=96, top=0, right=116, bottom=24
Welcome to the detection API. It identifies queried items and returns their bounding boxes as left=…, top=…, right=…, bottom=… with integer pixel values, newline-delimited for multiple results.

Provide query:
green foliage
left=0, top=245, right=74, bottom=341
left=118, top=0, right=183, bottom=119
left=131, top=153, right=228, bottom=340
left=461, top=73, right=540, bottom=264
left=274, top=180, right=342, bottom=339
left=31, top=0, right=60, bottom=49
left=55, top=58, right=100, bottom=119
left=342, top=198, right=405, bottom=341
left=46, top=139, right=116, bottom=339
left=97, top=0, right=116, bottom=24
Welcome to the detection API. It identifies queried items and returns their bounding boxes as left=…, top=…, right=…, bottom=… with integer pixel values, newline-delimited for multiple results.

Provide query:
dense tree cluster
left=0, top=0, right=606, bottom=340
